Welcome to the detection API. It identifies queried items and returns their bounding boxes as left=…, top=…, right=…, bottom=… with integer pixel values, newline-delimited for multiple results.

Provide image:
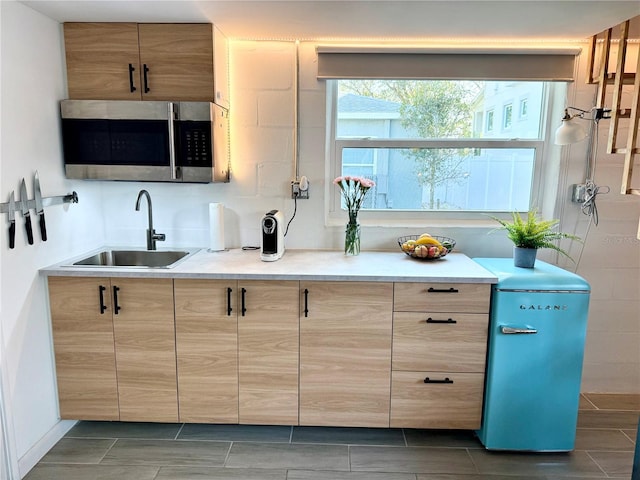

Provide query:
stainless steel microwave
left=60, top=100, right=229, bottom=183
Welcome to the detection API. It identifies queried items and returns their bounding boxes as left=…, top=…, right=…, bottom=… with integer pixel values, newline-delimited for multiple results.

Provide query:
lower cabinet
left=110, top=277, right=178, bottom=422
left=48, top=276, right=178, bottom=422
left=49, top=275, right=490, bottom=430
left=237, top=280, right=299, bottom=425
left=300, top=281, right=393, bottom=427
left=390, top=282, right=491, bottom=429
left=174, top=279, right=238, bottom=423
left=48, top=276, right=119, bottom=420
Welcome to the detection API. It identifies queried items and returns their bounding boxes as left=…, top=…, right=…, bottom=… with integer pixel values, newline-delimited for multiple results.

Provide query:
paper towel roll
left=208, top=203, right=225, bottom=251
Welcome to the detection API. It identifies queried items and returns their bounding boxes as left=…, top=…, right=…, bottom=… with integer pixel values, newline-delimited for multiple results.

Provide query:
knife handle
left=39, top=214, right=47, bottom=241
left=9, top=223, right=15, bottom=249
left=25, top=216, right=33, bottom=245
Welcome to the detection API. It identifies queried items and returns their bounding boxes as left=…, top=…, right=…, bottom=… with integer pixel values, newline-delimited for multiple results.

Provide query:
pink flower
left=333, top=175, right=376, bottom=220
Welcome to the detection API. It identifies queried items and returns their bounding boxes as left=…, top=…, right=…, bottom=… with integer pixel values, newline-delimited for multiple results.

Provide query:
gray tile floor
left=25, top=395, right=639, bottom=480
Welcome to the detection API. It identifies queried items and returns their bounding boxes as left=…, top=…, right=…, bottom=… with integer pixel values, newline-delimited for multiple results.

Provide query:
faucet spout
left=135, top=189, right=165, bottom=250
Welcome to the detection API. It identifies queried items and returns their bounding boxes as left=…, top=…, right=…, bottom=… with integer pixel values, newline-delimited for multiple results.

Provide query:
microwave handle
left=167, top=102, right=177, bottom=180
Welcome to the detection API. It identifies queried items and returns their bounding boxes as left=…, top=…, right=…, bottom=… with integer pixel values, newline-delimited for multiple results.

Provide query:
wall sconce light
left=554, top=107, right=611, bottom=145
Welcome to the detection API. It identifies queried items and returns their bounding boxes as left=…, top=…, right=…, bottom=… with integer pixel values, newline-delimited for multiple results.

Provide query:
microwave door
left=61, top=100, right=175, bottom=182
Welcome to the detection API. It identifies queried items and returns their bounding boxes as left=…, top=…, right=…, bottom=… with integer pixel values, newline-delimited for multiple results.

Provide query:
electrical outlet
left=291, top=180, right=309, bottom=199
left=571, top=183, right=586, bottom=203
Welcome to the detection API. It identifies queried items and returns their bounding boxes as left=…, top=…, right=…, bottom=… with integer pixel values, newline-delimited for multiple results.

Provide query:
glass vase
left=344, top=221, right=361, bottom=255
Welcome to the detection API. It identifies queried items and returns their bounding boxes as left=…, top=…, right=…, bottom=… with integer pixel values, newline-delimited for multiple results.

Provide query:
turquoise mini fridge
left=473, top=258, right=590, bottom=452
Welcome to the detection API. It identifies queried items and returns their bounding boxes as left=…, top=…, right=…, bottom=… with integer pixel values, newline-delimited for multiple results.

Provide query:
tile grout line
left=96, top=438, right=118, bottom=464
left=582, top=393, right=600, bottom=410
left=584, top=449, right=613, bottom=478
left=464, top=446, right=481, bottom=475
left=174, top=423, right=185, bottom=440
left=222, top=440, right=233, bottom=467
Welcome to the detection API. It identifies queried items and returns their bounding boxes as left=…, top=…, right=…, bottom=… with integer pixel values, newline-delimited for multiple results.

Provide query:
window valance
left=316, top=46, right=580, bottom=81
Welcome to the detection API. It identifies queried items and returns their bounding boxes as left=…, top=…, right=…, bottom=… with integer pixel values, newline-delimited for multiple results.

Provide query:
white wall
left=1, top=7, right=639, bottom=478
left=0, top=2, right=104, bottom=477
left=558, top=46, right=640, bottom=393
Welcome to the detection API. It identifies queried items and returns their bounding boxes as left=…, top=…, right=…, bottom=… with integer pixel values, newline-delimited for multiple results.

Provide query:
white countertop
left=41, top=248, right=498, bottom=283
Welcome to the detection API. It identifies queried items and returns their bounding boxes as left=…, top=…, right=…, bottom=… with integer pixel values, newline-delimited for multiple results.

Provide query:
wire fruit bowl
left=398, top=235, right=456, bottom=260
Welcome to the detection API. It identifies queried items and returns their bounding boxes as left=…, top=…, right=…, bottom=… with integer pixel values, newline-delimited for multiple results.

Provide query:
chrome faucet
left=135, top=189, right=165, bottom=250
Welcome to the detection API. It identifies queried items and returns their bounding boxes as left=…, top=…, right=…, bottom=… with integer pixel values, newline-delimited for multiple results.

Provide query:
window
left=503, top=103, right=513, bottom=130
left=486, top=110, right=495, bottom=133
left=520, top=98, right=529, bottom=119
left=329, top=79, right=554, bottom=217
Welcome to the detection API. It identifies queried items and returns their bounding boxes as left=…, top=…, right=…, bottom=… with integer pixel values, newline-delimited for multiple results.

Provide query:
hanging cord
left=581, top=180, right=610, bottom=226
left=284, top=194, right=297, bottom=237
left=580, top=115, right=609, bottom=226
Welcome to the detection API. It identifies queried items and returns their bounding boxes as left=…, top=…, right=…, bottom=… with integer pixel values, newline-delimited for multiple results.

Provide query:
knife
left=7, top=191, right=16, bottom=249
left=19, top=178, right=33, bottom=245
left=33, top=171, right=47, bottom=241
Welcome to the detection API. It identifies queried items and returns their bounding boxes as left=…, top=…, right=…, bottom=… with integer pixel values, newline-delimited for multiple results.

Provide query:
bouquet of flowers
left=333, top=176, right=375, bottom=222
left=333, top=176, right=375, bottom=254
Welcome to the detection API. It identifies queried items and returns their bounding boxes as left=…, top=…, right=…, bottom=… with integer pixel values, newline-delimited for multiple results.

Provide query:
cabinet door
left=300, top=281, right=393, bottom=427
left=112, top=278, right=178, bottom=422
left=64, top=23, right=142, bottom=100
left=238, top=280, right=299, bottom=425
left=174, top=279, right=238, bottom=423
left=48, top=277, right=119, bottom=420
left=138, top=24, right=214, bottom=102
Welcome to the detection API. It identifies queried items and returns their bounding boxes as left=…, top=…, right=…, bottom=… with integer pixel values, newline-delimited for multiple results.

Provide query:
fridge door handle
left=501, top=325, right=538, bottom=334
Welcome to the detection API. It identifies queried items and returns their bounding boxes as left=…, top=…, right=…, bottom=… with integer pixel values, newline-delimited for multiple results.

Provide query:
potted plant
left=489, top=210, right=581, bottom=268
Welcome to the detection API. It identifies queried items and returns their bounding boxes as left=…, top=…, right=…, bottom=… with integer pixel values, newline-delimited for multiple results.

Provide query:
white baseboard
left=18, top=419, right=76, bottom=479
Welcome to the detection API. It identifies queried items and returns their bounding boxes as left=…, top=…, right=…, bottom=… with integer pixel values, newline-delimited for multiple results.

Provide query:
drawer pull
left=424, top=377, right=453, bottom=384
left=427, top=287, right=459, bottom=293
left=426, top=317, right=457, bottom=324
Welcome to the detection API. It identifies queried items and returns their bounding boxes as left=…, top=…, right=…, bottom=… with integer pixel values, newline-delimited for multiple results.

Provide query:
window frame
left=326, top=80, right=557, bottom=225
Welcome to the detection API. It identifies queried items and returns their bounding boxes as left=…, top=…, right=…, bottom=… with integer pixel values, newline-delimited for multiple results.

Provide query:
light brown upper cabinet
left=63, top=23, right=229, bottom=105
left=299, top=281, right=394, bottom=428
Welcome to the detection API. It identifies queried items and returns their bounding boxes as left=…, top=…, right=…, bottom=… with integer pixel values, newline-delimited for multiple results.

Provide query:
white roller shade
left=316, top=47, right=580, bottom=81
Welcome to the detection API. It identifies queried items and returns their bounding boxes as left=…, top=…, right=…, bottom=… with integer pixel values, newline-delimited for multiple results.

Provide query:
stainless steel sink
left=71, top=249, right=195, bottom=268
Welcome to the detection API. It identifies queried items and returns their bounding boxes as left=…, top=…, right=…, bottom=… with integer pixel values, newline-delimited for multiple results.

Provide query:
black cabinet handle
left=143, top=64, right=150, bottom=93
left=426, top=317, right=457, bottom=324
left=128, top=63, right=137, bottom=92
left=427, top=287, right=459, bottom=293
left=227, top=287, right=233, bottom=316
left=241, top=288, right=247, bottom=316
left=99, top=285, right=107, bottom=314
left=303, top=288, right=309, bottom=317
left=113, top=286, right=121, bottom=314
left=424, top=377, right=453, bottom=384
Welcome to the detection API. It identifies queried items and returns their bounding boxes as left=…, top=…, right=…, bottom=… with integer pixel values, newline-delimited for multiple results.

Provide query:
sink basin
left=71, top=249, right=195, bottom=268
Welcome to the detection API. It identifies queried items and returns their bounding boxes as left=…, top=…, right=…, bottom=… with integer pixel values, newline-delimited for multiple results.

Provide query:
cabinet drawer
left=390, top=371, right=484, bottom=429
left=394, top=283, right=490, bottom=313
left=393, top=312, right=488, bottom=372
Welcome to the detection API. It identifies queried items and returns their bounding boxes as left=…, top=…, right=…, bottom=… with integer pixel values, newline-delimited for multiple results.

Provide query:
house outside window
left=486, top=109, right=494, bottom=133
left=503, top=103, right=513, bottom=130
left=520, top=98, right=529, bottom=119
left=330, top=79, right=553, bottom=215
